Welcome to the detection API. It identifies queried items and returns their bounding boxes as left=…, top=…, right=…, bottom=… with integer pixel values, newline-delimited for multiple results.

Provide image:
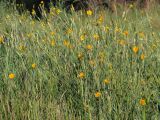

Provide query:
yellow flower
left=129, top=4, right=134, bottom=8
left=51, top=40, right=55, bottom=46
left=63, top=40, right=70, bottom=47
left=139, top=98, right=146, bottom=106
left=89, top=60, right=95, bottom=66
left=32, top=63, right=36, bottom=69
left=9, top=73, right=15, bottom=79
left=80, top=35, right=85, bottom=41
left=30, top=21, right=35, bottom=25
left=93, top=34, right=99, bottom=40
left=97, top=15, right=104, bottom=24
left=66, top=28, right=73, bottom=34
left=123, top=30, right=129, bottom=36
left=78, top=53, right=83, bottom=60
left=103, top=79, right=110, bottom=85
left=31, top=9, right=36, bottom=16
left=86, top=44, right=93, bottom=51
left=0, top=36, right=4, bottom=44
left=140, top=54, right=145, bottom=60
left=19, top=45, right=26, bottom=51
left=86, top=10, right=93, bottom=16
left=132, top=46, right=139, bottom=53
left=78, top=72, right=85, bottom=79
left=104, top=26, right=110, bottom=32
left=115, top=27, right=121, bottom=33
left=56, top=9, right=61, bottom=14
left=95, top=92, right=101, bottom=98
left=50, top=31, right=55, bottom=36
left=40, top=1, right=44, bottom=4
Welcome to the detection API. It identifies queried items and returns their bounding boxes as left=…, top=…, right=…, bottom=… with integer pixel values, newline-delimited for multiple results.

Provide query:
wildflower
left=132, top=46, right=139, bottom=53
left=140, top=54, right=145, bottom=60
left=51, top=40, right=55, bottom=46
left=123, top=30, right=129, bottom=36
left=139, top=98, right=146, bottom=106
left=56, top=9, right=61, bottom=14
left=80, top=35, right=85, bottom=41
left=97, top=15, right=104, bottom=24
left=66, top=28, right=72, bottom=34
left=30, top=21, right=35, bottom=25
left=32, top=63, right=36, bottom=69
left=129, top=4, right=134, bottom=8
left=115, top=27, right=121, bottom=33
left=103, top=79, right=110, bottom=85
left=0, top=36, right=4, bottom=44
left=63, top=40, right=70, bottom=47
left=104, top=26, right=110, bottom=32
left=31, top=9, right=36, bottom=16
left=19, top=45, right=26, bottom=51
left=93, top=34, right=99, bottom=40
left=78, top=53, right=83, bottom=60
left=86, top=44, right=93, bottom=51
left=95, top=92, right=101, bottom=98
left=86, top=10, right=93, bottom=16
left=40, top=1, right=44, bottom=4
left=78, top=72, right=85, bottom=79
left=9, top=73, right=15, bottom=79
left=50, top=31, right=55, bottom=36
left=89, top=60, right=95, bottom=66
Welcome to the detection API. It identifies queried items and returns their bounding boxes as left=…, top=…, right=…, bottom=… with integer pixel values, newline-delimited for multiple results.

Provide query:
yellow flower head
left=9, top=73, right=15, bottom=79
left=32, top=63, right=36, bottom=69
left=50, top=31, right=55, bottom=36
left=123, top=30, right=129, bottom=36
left=19, top=45, right=26, bottom=51
left=86, top=10, right=93, bottom=16
left=78, top=72, right=85, bottom=79
left=80, top=35, right=85, bottom=41
left=115, top=27, right=121, bottom=33
left=66, top=28, right=73, bottom=34
left=93, top=34, right=99, bottom=40
left=31, top=9, right=36, bottom=16
left=56, top=9, right=61, bottom=14
left=132, top=46, right=139, bottom=53
left=104, top=26, right=110, bottom=32
left=97, top=15, right=104, bottom=24
left=51, top=40, right=56, bottom=46
left=40, top=1, right=44, bottom=4
left=78, top=53, right=83, bottom=60
left=140, top=98, right=146, bottom=106
left=63, top=40, right=70, bottom=47
left=86, top=44, right=93, bottom=51
left=103, top=79, right=110, bottom=85
left=0, top=36, right=4, bottom=44
left=95, top=92, right=101, bottom=98
left=129, top=4, right=134, bottom=8
left=89, top=60, right=95, bottom=66
left=140, top=54, right=145, bottom=60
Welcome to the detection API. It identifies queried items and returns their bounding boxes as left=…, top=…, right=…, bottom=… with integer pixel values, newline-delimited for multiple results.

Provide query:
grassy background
left=0, top=1, right=160, bottom=120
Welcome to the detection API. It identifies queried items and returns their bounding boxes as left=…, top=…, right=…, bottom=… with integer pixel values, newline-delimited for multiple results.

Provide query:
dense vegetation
left=0, top=1, right=160, bottom=119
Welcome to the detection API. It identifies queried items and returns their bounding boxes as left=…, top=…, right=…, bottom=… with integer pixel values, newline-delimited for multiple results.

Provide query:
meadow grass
left=0, top=1, right=160, bottom=120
